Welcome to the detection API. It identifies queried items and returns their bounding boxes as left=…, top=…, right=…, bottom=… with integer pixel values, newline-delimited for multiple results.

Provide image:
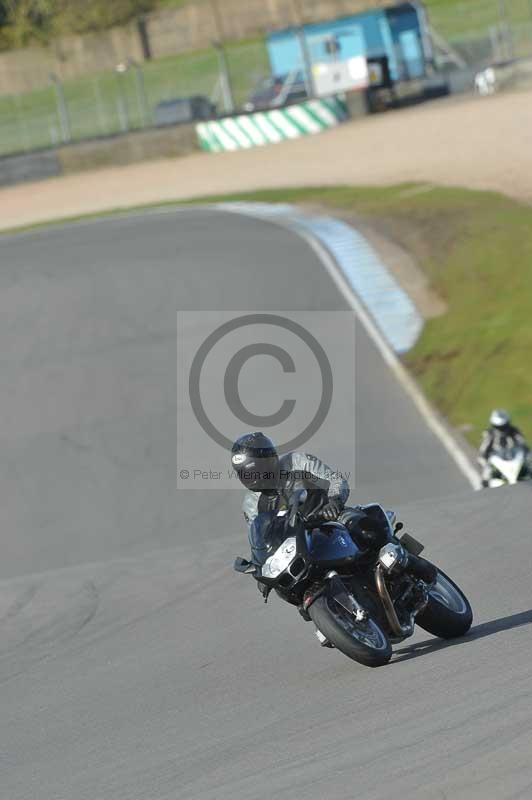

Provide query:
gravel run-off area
left=1, top=89, right=531, bottom=232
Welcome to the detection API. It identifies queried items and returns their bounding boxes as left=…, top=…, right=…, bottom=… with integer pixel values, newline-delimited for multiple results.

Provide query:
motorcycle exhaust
left=374, top=564, right=415, bottom=638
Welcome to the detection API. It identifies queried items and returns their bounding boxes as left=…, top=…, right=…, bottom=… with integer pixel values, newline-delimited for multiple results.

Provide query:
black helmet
left=231, top=432, right=280, bottom=492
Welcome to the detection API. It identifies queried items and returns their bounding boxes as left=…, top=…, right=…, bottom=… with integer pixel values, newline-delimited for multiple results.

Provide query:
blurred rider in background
left=478, top=409, right=530, bottom=487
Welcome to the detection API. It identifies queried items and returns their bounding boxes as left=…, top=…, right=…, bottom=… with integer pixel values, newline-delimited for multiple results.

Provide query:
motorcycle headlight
left=261, top=537, right=297, bottom=579
left=378, top=542, right=407, bottom=573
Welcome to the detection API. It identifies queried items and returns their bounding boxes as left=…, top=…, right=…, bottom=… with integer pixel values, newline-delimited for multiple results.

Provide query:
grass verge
left=3, top=182, right=531, bottom=448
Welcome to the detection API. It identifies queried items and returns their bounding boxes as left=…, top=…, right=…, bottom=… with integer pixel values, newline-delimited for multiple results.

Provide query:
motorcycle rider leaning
left=478, top=409, right=530, bottom=488
left=231, top=432, right=436, bottom=593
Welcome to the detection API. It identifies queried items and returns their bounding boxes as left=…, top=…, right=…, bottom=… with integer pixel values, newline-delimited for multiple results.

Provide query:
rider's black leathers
left=478, top=424, right=530, bottom=486
left=242, top=451, right=390, bottom=566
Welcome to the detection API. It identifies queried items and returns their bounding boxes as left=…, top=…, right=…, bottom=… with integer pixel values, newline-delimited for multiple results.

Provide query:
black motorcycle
left=234, top=490, right=472, bottom=667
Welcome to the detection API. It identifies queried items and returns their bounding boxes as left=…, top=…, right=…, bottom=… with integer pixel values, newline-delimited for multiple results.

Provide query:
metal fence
left=1, top=0, right=532, bottom=158
left=0, top=38, right=270, bottom=157
left=429, top=0, right=532, bottom=65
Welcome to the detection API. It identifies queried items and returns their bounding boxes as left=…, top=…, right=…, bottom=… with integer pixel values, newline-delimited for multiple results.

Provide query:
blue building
left=266, top=3, right=431, bottom=87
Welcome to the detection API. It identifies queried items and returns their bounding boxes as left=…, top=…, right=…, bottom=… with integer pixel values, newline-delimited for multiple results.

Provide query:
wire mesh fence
left=429, top=0, right=532, bottom=64
left=0, top=38, right=270, bottom=157
left=0, top=0, right=532, bottom=158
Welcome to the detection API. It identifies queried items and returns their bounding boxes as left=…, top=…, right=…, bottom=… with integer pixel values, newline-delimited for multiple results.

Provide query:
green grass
left=426, top=0, right=532, bottom=41
left=6, top=182, right=530, bottom=449
left=0, top=37, right=268, bottom=156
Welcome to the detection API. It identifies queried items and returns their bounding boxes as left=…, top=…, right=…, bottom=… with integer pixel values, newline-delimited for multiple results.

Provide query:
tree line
left=0, top=0, right=159, bottom=49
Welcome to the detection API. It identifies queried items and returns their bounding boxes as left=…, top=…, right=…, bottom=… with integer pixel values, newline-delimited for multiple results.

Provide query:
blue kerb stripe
left=294, top=216, right=423, bottom=353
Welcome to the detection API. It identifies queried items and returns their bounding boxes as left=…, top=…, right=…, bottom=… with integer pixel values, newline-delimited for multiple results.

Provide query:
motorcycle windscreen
left=308, top=525, right=361, bottom=567
left=248, top=512, right=286, bottom=565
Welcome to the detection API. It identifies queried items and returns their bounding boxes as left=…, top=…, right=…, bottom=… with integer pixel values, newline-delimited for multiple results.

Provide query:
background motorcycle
left=487, top=445, right=532, bottom=487
left=234, top=490, right=472, bottom=667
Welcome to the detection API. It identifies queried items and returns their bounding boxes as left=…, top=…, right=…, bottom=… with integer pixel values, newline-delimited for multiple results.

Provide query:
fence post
left=130, top=60, right=150, bottom=127
left=489, top=25, right=502, bottom=61
left=14, top=95, right=31, bottom=152
left=50, top=73, right=72, bottom=143
left=296, top=27, right=315, bottom=98
left=210, top=0, right=225, bottom=41
left=498, top=0, right=515, bottom=59
left=48, top=117, right=60, bottom=146
left=213, top=41, right=235, bottom=114
left=93, top=77, right=108, bottom=135
left=136, top=15, right=152, bottom=61
left=115, top=63, right=131, bottom=131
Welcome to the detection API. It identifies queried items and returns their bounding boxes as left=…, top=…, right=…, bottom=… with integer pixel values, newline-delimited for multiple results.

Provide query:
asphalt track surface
left=1, top=208, right=531, bottom=800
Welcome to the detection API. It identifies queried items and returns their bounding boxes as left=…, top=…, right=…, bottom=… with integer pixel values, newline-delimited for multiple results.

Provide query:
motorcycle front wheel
left=415, top=567, right=473, bottom=639
left=309, top=595, right=392, bottom=667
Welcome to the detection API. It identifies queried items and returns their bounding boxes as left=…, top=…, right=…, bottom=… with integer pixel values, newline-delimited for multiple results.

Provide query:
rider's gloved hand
left=320, top=497, right=344, bottom=521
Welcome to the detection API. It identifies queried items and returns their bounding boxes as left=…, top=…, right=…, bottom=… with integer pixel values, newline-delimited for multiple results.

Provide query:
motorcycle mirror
left=287, top=488, right=308, bottom=527
left=233, top=556, right=256, bottom=573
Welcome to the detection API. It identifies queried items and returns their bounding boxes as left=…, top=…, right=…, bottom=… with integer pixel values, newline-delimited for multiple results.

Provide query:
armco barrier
left=0, top=123, right=199, bottom=187
left=196, top=96, right=348, bottom=152
left=0, top=150, right=61, bottom=187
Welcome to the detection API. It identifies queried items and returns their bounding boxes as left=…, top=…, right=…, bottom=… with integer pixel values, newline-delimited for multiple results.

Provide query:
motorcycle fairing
left=490, top=447, right=526, bottom=485
left=307, top=523, right=362, bottom=568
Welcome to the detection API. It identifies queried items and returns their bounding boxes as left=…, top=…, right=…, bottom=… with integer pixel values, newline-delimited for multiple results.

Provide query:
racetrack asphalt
left=0, top=209, right=531, bottom=799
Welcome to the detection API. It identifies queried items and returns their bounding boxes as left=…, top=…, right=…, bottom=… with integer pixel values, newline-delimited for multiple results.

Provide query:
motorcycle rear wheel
left=415, top=567, right=473, bottom=639
left=309, top=595, right=392, bottom=667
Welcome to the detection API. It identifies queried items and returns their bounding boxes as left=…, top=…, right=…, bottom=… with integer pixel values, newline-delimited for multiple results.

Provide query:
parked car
left=154, top=96, right=216, bottom=127
left=243, top=73, right=308, bottom=112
